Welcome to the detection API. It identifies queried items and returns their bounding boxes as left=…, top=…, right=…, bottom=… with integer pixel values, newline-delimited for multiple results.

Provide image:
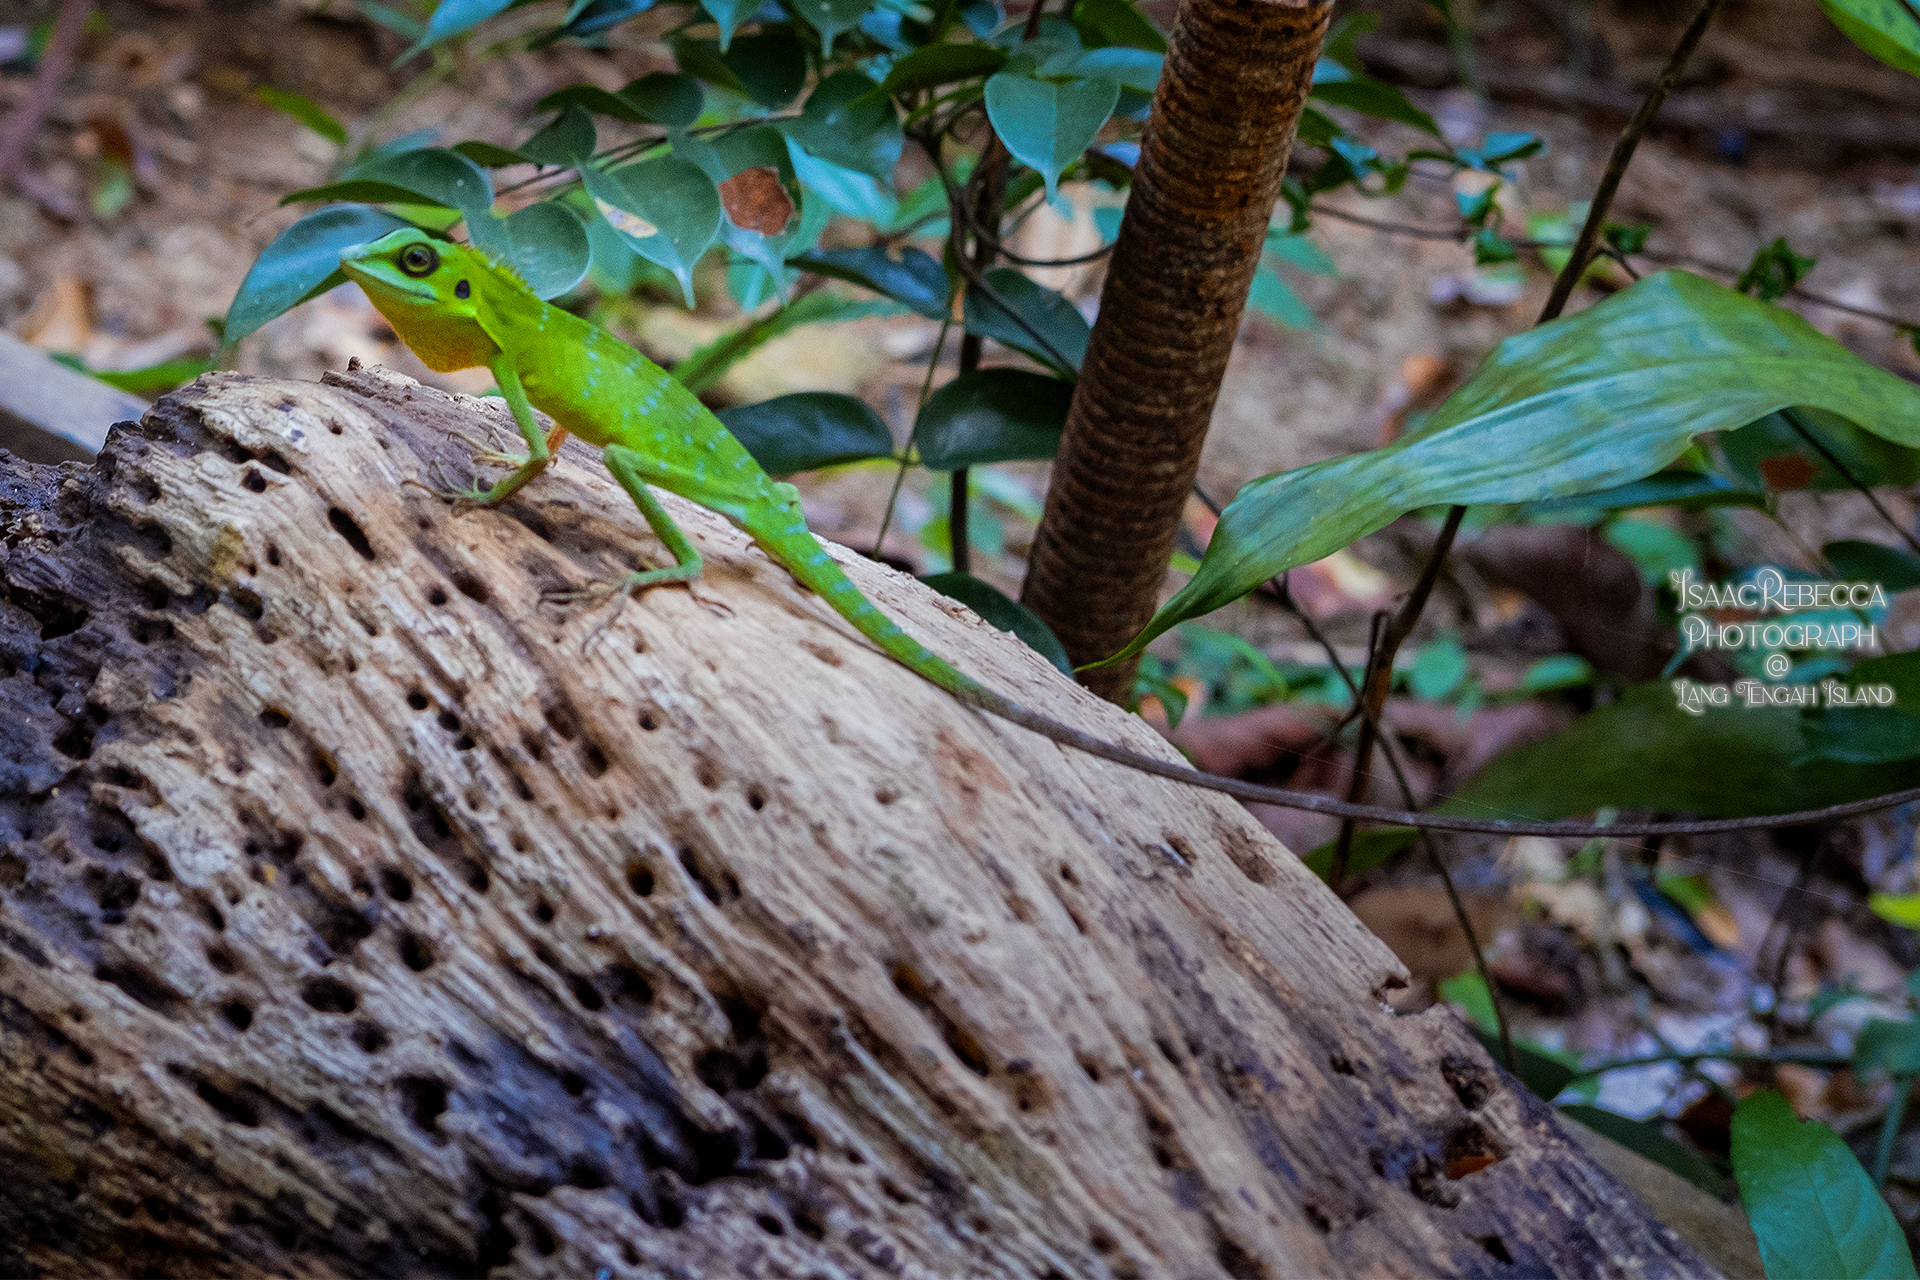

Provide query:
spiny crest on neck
left=466, top=239, right=533, bottom=293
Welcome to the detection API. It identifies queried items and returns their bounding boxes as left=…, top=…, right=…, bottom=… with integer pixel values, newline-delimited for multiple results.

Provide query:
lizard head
left=339, top=228, right=499, bottom=372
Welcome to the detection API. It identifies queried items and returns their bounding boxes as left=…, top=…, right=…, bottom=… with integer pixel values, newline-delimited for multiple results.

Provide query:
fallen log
left=0, top=366, right=1713, bottom=1278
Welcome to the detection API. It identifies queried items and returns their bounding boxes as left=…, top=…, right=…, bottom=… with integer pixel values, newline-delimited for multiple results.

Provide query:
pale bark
left=0, top=369, right=1712, bottom=1278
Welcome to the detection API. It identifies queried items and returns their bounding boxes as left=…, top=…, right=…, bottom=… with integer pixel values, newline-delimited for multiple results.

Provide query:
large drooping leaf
left=1718, top=407, right=1920, bottom=493
left=1107, top=271, right=1920, bottom=662
left=1733, top=1091, right=1918, bottom=1280
left=1443, top=680, right=1916, bottom=822
left=920, top=572, right=1073, bottom=674
left=963, top=267, right=1088, bottom=374
left=501, top=201, right=590, bottom=298
left=1819, top=0, right=1920, bottom=78
left=582, top=156, right=722, bottom=305
left=718, top=392, right=894, bottom=474
left=983, top=72, right=1119, bottom=200
left=782, top=70, right=903, bottom=182
left=915, top=369, right=1073, bottom=469
left=225, top=206, right=413, bottom=343
left=789, top=245, right=950, bottom=319
left=1797, top=649, right=1920, bottom=766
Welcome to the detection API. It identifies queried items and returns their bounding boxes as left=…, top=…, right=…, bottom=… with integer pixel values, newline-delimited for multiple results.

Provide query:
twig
left=1781, top=409, right=1920, bottom=561
left=1540, top=0, right=1726, bottom=320
left=1876, top=1078, right=1913, bottom=1191
left=0, top=0, right=91, bottom=191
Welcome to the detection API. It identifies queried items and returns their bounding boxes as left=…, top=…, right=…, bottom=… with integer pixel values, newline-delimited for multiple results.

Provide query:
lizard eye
left=398, top=244, right=439, bottom=277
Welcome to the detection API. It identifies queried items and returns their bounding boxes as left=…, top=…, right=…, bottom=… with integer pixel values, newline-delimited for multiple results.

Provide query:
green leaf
left=920, top=572, right=1073, bottom=674
left=1444, top=680, right=1915, bottom=823
left=787, top=142, right=897, bottom=224
left=1857, top=1019, right=1920, bottom=1076
left=963, top=267, right=1088, bottom=374
left=1719, top=407, right=1920, bottom=493
left=678, top=124, right=801, bottom=287
left=1873, top=893, right=1920, bottom=929
left=518, top=104, right=595, bottom=165
left=1068, top=46, right=1161, bottom=94
left=501, top=200, right=590, bottom=298
left=1072, top=0, right=1166, bottom=51
left=1604, top=516, right=1698, bottom=584
left=1409, top=633, right=1468, bottom=700
left=1439, top=970, right=1498, bottom=1034
left=1819, top=0, right=1920, bottom=78
left=534, top=73, right=703, bottom=127
left=583, top=156, right=722, bottom=306
left=255, top=87, right=348, bottom=145
left=1733, top=1090, right=1918, bottom=1280
left=1519, top=653, right=1594, bottom=695
left=358, top=1, right=428, bottom=41
left=1797, top=706, right=1920, bottom=765
left=793, top=0, right=872, bottom=52
left=1826, top=540, right=1920, bottom=592
left=554, top=0, right=655, bottom=39
left=718, top=391, right=894, bottom=474
left=225, top=206, right=413, bottom=343
left=1738, top=236, right=1817, bottom=301
left=1264, top=229, right=1337, bottom=275
left=783, top=70, right=903, bottom=182
left=1247, top=269, right=1314, bottom=330
left=983, top=72, right=1119, bottom=200
left=1301, top=827, right=1417, bottom=881
left=453, top=140, right=531, bottom=167
left=1557, top=1105, right=1725, bottom=1196
left=881, top=43, right=1008, bottom=94
left=1309, top=74, right=1439, bottom=136
left=1107, top=271, right=1920, bottom=664
left=915, top=369, right=1072, bottom=469
left=424, top=0, right=516, bottom=44
left=674, top=31, right=808, bottom=109
left=61, top=354, right=215, bottom=396
left=283, top=147, right=494, bottom=216
left=702, top=0, right=757, bottom=48
left=1523, top=469, right=1767, bottom=516
left=790, top=245, right=950, bottom=319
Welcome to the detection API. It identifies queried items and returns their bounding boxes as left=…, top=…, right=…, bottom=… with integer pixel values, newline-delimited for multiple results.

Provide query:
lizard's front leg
left=441, top=361, right=566, bottom=507
left=543, top=444, right=705, bottom=602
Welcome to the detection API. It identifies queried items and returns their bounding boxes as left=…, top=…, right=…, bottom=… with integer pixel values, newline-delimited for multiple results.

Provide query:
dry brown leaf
left=18, top=275, right=95, bottom=354
left=1347, top=884, right=1509, bottom=978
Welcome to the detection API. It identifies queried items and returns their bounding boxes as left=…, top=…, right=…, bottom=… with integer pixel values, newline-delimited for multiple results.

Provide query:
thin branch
left=1781, top=409, right=1920, bottom=561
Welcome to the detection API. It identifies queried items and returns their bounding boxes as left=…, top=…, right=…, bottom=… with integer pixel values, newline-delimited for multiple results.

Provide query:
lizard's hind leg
left=542, top=444, right=705, bottom=604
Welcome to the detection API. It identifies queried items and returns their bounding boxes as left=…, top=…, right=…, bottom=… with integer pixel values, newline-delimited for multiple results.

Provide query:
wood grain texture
left=0, top=368, right=1714, bottom=1278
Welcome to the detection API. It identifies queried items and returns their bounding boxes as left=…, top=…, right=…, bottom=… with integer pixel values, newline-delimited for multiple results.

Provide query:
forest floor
left=3, top=0, right=1920, bottom=1247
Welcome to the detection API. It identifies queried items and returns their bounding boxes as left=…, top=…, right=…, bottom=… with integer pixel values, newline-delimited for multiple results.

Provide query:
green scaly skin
left=334, top=228, right=1353, bottom=819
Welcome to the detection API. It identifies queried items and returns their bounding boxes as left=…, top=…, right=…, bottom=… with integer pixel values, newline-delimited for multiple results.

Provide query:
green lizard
left=329, top=228, right=1383, bottom=821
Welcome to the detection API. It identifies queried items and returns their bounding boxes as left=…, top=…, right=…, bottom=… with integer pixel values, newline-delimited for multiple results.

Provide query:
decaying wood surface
left=0, top=367, right=1714, bottom=1279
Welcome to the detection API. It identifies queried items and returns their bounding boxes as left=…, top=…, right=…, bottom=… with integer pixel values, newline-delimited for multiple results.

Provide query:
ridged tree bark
left=1021, top=0, right=1331, bottom=701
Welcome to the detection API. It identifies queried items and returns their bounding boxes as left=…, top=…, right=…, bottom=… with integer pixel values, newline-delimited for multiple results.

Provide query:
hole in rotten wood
left=746, top=787, right=765, bottom=811
left=221, top=1001, right=253, bottom=1031
left=206, top=946, right=238, bottom=975
left=529, top=1220, right=556, bottom=1256
left=399, top=931, right=436, bottom=972
left=352, top=1021, right=389, bottom=1053
left=300, top=976, right=357, bottom=1014
left=407, top=691, right=429, bottom=712
left=399, top=1077, right=447, bottom=1132
left=561, top=1071, right=588, bottom=1097
left=194, top=1077, right=259, bottom=1126
left=345, top=797, right=367, bottom=821
left=637, top=708, right=660, bottom=731
left=266, top=544, right=281, bottom=567
left=453, top=573, right=489, bottom=603
left=381, top=868, right=411, bottom=901
left=242, top=470, right=266, bottom=493
left=426, top=585, right=449, bottom=607
left=583, top=743, right=610, bottom=777
left=260, top=452, right=291, bottom=475
left=327, top=508, right=376, bottom=561
left=627, top=862, right=654, bottom=896
left=1477, top=1235, right=1512, bottom=1264
left=258, top=707, right=289, bottom=730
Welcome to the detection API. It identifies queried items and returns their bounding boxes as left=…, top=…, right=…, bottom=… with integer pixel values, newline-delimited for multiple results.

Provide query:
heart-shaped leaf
left=677, top=125, right=801, bottom=290
left=984, top=72, right=1119, bottom=199
left=785, top=139, right=898, bottom=224
left=502, top=200, right=590, bottom=298
left=1819, top=0, right=1920, bottom=78
left=1734, top=1091, right=1919, bottom=1280
left=783, top=70, right=903, bottom=182
left=915, top=369, right=1072, bottom=469
left=963, top=267, right=1088, bottom=373
left=225, top=206, right=414, bottom=343
left=719, top=392, right=894, bottom=474
left=1106, top=271, right=1920, bottom=664
left=453, top=140, right=531, bottom=167
left=920, top=572, right=1072, bottom=673
left=584, top=156, right=722, bottom=306
left=789, top=245, right=950, bottom=319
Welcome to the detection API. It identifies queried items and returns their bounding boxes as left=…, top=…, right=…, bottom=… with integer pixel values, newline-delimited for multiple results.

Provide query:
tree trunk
left=0, top=369, right=1712, bottom=1278
left=1021, top=0, right=1330, bottom=702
